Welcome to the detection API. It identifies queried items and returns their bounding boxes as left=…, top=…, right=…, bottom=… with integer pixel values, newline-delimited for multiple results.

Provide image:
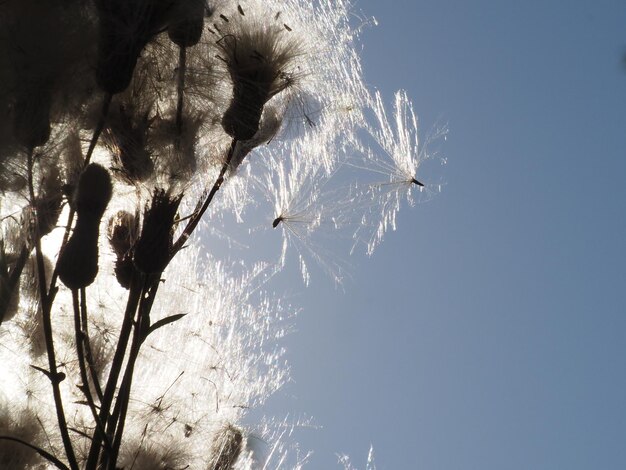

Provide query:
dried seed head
left=168, top=0, right=205, bottom=47
left=74, top=163, right=113, bottom=218
left=208, top=423, right=243, bottom=470
left=57, top=164, right=112, bottom=289
left=108, top=210, right=137, bottom=257
left=104, top=104, right=155, bottom=183
left=229, top=105, right=283, bottom=171
left=32, top=164, right=63, bottom=237
left=133, top=189, right=182, bottom=274
left=95, top=0, right=175, bottom=94
left=108, top=210, right=139, bottom=288
left=217, top=15, right=301, bottom=141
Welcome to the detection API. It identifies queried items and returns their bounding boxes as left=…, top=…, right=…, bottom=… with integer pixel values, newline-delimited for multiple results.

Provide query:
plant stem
left=103, top=274, right=161, bottom=469
left=175, top=46, right=186, bottom=150
left=80, top=287, right=104, bottom=402
left=72, top=289, right=110, bottom=453
left=84, top=272, right=144, bottom=468
left=27, top=148, right=78, bottom=470
left=172, top=139, right=237, bottom=254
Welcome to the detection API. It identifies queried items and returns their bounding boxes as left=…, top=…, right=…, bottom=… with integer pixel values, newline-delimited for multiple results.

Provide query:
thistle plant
left=0, top=0, right=442, bottom=468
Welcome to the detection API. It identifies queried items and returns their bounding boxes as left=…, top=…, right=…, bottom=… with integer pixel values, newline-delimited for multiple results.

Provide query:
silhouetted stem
left=104, top=274, right=161, bottom=470
left=72, top=290, right=111, bottom=455
left=80, top=288, right=104, bottom=402
left=172, top=139, right=237, bottom=254
left=175, top=46, right=186, bottom=150
left=27, top=148, right=79, bottom=470
left=85, top=272, right=144, bottom=468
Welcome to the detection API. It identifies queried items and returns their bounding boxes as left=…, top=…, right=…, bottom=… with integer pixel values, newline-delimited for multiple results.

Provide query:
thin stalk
left=84, top=93, right=112, bottom=167
left=80, top=287, right=104, bottom=402
left=27, top=148, right=78, bottom=470
left=103, top=275, right=161, bottom=470
left=175, top=46, right=186, bottom=150
left=172, top=139, right=237, bottom=254
left=84, top=272, right=144, bottom=468
left=72, top=290, right=110, bottom=452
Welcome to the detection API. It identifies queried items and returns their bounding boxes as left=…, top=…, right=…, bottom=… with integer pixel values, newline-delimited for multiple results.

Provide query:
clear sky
left=252, top=1, right=626, bottom=468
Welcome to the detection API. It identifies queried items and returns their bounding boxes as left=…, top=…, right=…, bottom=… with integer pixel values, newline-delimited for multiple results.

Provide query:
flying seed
left=272, top=216, right=283, bottom=228
left=411, top=178, right=424, bottom=187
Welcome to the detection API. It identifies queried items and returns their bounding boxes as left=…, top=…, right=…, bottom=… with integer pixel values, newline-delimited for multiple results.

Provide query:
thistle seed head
left=32, top=163, right=63, bottom=237
left=57, top=164, right=112, bottom=289
left=104, top=104, right=155, bottom=183
left=133, top=189, right=182, bottom=274
left=108, top=210, right=139, bottom=288
left=208, top=423, right=243, bottom=470
left=74, top=163, right=113, bottom=218
left=167, top=0, right=206, bottom=47
left=216, top=10, right=301, bottom=141
left=108, top=210, right=138, bottom=257
left=95, top=0, right=176, bottom=94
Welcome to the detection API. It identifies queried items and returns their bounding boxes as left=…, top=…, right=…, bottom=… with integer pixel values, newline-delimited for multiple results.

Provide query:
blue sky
left=254, top=1, right=626, bottom=468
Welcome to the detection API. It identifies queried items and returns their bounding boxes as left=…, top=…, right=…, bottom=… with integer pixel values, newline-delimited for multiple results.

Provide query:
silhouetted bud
left=95, top=0, right=173, bottom=94
left=57, top=164, right=112, bottom=289
left=168, top=0, right=205, bottom=47
left=108, top=211, right=138, bottom=288
left=33, top=165, right=63, bottom=237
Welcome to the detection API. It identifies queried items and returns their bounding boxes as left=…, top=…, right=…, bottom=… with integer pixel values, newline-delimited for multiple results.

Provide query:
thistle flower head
left=95, top=0, right=178, bottom=94
left=207, top=422, right=244, bottom=469
left=133, top=189, right=182, bottom=274
left=167, top=0, right=206, bottom=47
left=215, top=5, right=302, bottom=141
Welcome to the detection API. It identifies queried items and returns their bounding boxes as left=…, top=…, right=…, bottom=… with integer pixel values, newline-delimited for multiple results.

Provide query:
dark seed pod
left=95, top=0, right=172, bottom=94
left=222, top=79, right=271, bottom=141
left=114, top=254, right=134, bottom=289
left=108, top=211, right=138, bottom=289
left=208, top=424, right=243, bottom=470
left=57, top=164, right=112, bottom=289
left=33, top=165, right=63, bottom=238
left=103, top=105, right=154, bottom=183
left=74, top=163, right=114, bottom=218
left=107, top=211, right=137, bottom=257
left=133, top=189, right=182, bottom=274
left=168, top=0, right=205, bottom=47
